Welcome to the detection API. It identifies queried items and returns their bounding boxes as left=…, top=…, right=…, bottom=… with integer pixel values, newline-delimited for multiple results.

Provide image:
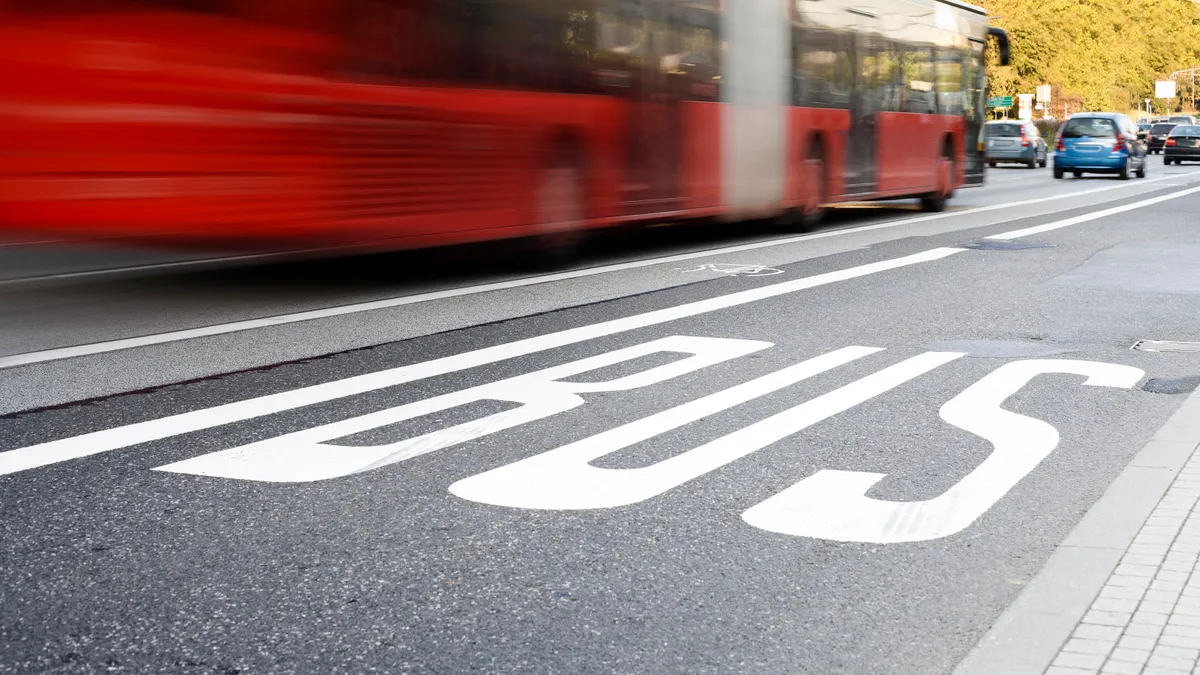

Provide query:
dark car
left=1164, top=125, right=1200, bottom=165
left=984, top=120, right=1047, bottom=168
left=1147, top=123, right=1177, bottom=153
left=1052, top=113, right=1148, bottom=180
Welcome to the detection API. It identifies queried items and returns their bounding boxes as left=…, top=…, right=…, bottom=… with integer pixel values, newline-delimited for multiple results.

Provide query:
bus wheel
left=921, top=153, right=954, bottom=212
left=532, top=152, right=586, bottom=268
left=794, top=140, right=828, bottom=230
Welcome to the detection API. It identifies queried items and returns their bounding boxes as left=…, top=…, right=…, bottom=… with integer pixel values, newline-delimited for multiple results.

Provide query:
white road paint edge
left=988, top=183, right=1200, bottom=240
left=0, top=247, right=962, bottom=477
left=3, top=172, right=1198, bottom=370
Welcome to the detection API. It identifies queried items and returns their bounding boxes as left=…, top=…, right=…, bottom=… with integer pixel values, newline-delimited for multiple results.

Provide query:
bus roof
left=935, top=0, right=989, bottom=16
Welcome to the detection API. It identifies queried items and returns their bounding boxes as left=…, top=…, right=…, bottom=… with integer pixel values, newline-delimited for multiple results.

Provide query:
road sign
left=1018, top=93, right=1034, bottom=120
left=988, top=96, right=1013, bottom=108
left=1156, top=80, right=1176, bottom=99
left=1036, top=85, right=1052, bottom=104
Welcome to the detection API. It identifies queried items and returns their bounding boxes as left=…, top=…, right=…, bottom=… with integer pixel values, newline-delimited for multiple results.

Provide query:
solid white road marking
left=741, top=359, right=1144, bottom=543
left=4, top=171, right=1197, bottom=370
left=155, top=336, right=771, bottom=482
left=450, top=350, right=963, bottom=510
left=987, top=184, right=1200, bottom=240
left=0, top=248, right=960, bottom=478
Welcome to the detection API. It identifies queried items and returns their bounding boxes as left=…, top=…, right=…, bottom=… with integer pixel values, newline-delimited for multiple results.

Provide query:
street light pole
left=1168, top=67, right=1200, bottom=115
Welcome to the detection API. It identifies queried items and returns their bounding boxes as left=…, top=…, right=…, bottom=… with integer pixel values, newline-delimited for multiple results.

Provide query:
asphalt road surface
left=3, top=164, right=1200, bottom=674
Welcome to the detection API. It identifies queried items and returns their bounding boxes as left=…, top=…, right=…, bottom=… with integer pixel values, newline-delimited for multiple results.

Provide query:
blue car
left=1053, top=113, right=1149, bottom=180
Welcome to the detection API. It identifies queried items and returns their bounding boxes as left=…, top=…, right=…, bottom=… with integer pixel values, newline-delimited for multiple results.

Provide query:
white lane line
left=988, top=183, right=1200, bottom=240
left=0, top=244, right=380, bottom=286
left=154, top=335, right=780, bottom=483
left=0, top=247, right=962, bottom=478
left=3, top=170, right=1198, bottom=370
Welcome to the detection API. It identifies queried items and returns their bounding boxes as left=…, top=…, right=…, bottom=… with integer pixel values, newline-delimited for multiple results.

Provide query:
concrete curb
left=953, top=385, right=1200, bottom=675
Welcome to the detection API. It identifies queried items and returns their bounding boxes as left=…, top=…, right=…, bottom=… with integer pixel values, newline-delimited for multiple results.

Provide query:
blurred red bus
left=0, top=0, right=1009, bottom=256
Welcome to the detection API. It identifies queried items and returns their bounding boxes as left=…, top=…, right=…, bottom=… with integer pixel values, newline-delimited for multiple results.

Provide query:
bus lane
left=2, top=191, right=1200, bottom=674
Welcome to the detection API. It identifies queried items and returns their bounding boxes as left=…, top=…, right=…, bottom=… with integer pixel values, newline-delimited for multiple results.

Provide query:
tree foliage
left=980, top=0, right=1200, bottom=114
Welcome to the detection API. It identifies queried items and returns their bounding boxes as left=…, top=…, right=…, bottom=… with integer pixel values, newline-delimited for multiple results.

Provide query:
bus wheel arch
left=788, top=133, right=829, bottom=231
left=921, top=136, right=956, bottom=212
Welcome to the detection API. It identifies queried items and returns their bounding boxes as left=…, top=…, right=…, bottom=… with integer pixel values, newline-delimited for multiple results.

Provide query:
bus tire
left=920, top=193, right=946, bottom=212
left=531, top=146, right=587, bottom=269
left=921, top=140, right=954, bottom=212
left=791, top=137, right=828, bottom=231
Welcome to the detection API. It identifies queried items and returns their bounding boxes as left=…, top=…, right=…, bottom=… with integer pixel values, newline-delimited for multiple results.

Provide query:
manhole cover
left=1131, top=340, right=1200, bottom=353
left=965, top=241, right=1057, bottom=251
left=1143, top=376, right=1200, bottom=395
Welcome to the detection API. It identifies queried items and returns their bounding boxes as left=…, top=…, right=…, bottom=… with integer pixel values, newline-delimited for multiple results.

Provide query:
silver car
left=985, top=120, right=1048, bottom=168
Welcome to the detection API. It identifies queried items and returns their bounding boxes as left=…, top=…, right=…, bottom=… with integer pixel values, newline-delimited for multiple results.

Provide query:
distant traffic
left=985, top=111, right=1200, bottom=178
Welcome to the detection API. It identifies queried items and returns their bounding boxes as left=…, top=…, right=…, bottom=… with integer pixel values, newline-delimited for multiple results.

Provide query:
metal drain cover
left=1131, top=340, right=1200, bottom=353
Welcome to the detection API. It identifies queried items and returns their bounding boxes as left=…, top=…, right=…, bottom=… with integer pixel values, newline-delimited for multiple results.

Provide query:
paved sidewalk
left=956, top=385, right=1200, bottom=675
left=1048, top=459, right=1200, bottom=675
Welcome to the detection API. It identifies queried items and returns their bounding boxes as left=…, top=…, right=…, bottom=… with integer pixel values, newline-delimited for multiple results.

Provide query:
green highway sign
left=988, top=96, right=1014, bottom=108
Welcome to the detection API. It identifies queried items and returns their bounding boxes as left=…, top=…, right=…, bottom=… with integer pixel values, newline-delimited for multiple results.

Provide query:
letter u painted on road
left=155, top=336, right=770, bottom=482
left=449, top=350, right=962, bottom=509
left=741, top=360, right=1145, bottom=543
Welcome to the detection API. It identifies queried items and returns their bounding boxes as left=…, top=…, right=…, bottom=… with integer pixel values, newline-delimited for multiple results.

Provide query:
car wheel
left=1039, top=157, right=1048, bottom=168
left=1073, top=170, right=1083, bottom=178
left=1118, top=158, right=1130, bottom=180
left=1053, top=166, right=1064, bottom=179
left=1165, top=157, right=1174, bottom=165
left=989, top=162, right=997, bottom=168
left=1027, top=159, right=1037, bottom=169
left=1136, top=159, right=1146, bottom=178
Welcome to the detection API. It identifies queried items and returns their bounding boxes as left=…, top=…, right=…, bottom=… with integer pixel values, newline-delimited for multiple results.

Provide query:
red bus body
left=0, top=0, right=999, bottom=252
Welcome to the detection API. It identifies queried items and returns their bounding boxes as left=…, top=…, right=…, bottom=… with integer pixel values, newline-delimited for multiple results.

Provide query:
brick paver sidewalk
left=1049, top=452, right=1200, bottom=675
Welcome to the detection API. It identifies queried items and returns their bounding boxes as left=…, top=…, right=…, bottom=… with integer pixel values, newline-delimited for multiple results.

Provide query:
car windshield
left=1151, top=124, right=1177, bottom=135
left=1169, top=117, right=1194, bottom=124
left=986, top=123, right=1023, bottom=137
left=1061, top=118, right=1117, bottom=138
left=1170, top=125, right=1200, bottom=136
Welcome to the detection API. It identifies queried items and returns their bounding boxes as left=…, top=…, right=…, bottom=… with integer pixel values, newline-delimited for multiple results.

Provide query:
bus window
left=345, top=0, right=599, bottom=92
left=796, top=26, right=848, bottom=109
left=875, top=41, right=904, bottom=113
left=935, top=47, right=965, bottom=116
left=903, top=46, right=937, bottom=114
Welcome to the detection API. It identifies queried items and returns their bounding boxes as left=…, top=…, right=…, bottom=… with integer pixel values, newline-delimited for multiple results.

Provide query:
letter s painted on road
left=740, top=359, right=1145, bottom=543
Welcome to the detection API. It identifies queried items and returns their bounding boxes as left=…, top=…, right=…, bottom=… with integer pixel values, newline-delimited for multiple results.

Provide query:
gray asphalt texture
left=4, top=166, right=1200, bottom=414
left=3, top=166, right=1200, bottom=674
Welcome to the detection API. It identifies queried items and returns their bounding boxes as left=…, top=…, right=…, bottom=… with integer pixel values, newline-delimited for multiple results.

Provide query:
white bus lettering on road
left=741, top=360, right=1145, bottom=543
left=0, top=248, right=960, bottom=478
left=155, top=336, right=770, bottom=483
left=450, top=351, right=962, bottom=510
